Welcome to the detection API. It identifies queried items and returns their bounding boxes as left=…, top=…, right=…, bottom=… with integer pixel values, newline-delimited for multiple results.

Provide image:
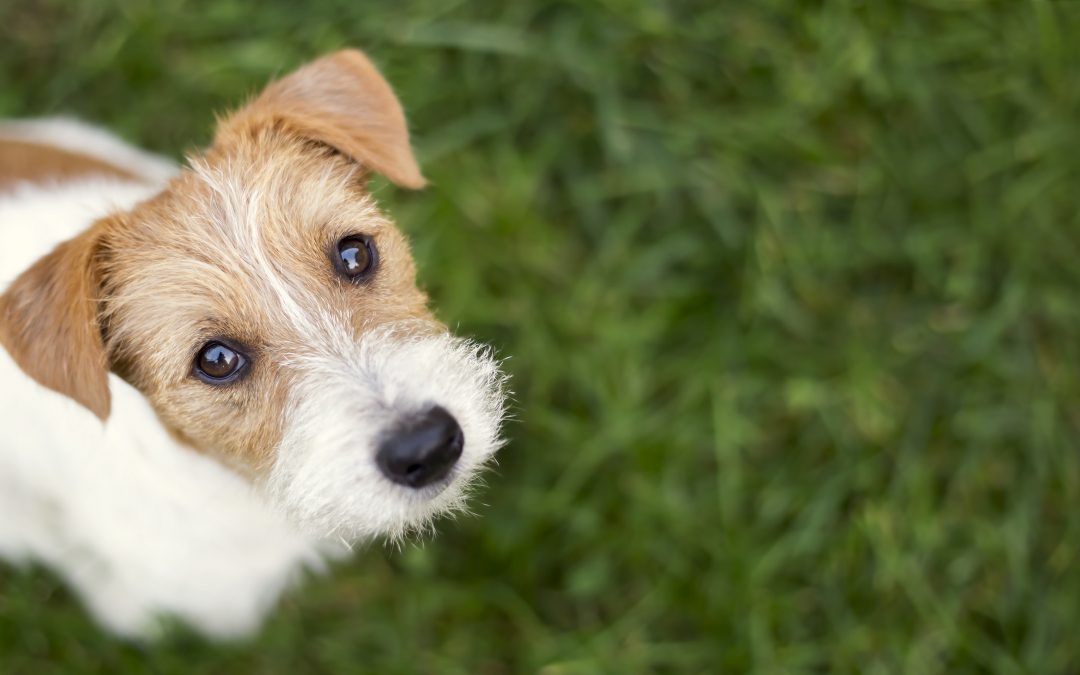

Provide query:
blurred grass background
left=2, top=0, right=1080, bottom=672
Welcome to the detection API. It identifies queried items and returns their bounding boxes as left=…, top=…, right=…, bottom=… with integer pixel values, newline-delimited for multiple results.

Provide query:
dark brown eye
left=195, top=342, right=247, bottom=383
left=336, top=235, right=377, bottom=280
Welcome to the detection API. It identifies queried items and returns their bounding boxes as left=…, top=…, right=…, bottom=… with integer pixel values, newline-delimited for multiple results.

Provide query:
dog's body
left=0, top=122, right=322, bottom=637
left=0, top=52, right=506, bottom=638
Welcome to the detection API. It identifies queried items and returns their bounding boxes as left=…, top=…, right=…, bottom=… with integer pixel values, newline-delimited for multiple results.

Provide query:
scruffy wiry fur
left=0, top=49, right=508, bottom=638
left=270, top=327, right=508, bottom=543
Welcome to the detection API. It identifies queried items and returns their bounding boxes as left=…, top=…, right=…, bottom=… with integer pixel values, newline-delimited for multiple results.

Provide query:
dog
left=0, top=49, right=507, bottom=638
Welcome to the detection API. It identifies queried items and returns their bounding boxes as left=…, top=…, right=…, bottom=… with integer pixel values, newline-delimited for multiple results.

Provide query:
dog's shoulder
left=0, top=118, right=176, bottom=190
left=0, top=118, right=177, bottom=286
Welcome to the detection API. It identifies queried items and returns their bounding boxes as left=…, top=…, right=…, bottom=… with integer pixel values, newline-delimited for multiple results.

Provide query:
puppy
left=0, top=49, right=506, bottom=638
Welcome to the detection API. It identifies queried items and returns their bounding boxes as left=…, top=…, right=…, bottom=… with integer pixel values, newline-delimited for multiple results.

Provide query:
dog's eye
left=195, top=342, right=247, bottom=383
left=335, top=235, right=377, bottom=281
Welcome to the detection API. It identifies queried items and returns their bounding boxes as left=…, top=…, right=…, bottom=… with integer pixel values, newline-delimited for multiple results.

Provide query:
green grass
left=2, top=0, right=1080, bottom=672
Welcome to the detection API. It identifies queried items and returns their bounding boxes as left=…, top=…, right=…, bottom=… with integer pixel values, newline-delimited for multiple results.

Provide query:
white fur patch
left=0, top=354, right=326, bottom=637
left=0, top=178, right=161, bottom=282
left=268, top=326, right=508, bottom=543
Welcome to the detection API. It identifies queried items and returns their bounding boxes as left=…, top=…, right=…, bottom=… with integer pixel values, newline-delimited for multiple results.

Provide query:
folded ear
left=0, top=227, right=111, bottom=420
left=218, top=48, right=426, bottom=189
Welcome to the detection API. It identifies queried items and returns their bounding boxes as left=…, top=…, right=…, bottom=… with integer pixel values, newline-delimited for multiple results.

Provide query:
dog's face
left=0, top=50, right=506, bottom=541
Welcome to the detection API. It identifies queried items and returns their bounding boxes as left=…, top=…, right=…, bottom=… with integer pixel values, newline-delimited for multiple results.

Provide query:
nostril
left=376, top=406, right=465, bottom=488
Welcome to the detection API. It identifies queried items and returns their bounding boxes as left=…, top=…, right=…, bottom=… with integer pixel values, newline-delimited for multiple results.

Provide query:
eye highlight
left=334, top=235, right=377, bottom=281
left=194, top=341, right=247, bottom=383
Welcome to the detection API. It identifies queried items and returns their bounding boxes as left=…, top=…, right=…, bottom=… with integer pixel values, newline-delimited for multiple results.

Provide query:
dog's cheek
left=264, top=372, right=394, bottom=538
left=149, top=379, right=286, bottom=471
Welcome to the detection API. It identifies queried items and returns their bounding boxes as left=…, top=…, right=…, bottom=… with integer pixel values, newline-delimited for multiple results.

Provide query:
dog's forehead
left=182, top=139, right=387, bottom=247
left=103, top=135, right=422, bottom=365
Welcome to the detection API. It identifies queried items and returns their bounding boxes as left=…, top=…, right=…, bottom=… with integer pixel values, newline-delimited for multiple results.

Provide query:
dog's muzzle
left=376, top=406, right=464, bottom=488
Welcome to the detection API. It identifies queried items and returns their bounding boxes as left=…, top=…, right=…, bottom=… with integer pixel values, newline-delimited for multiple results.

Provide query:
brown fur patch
left=0, top=137, right=137, bottom=190
left=0, top=224, right=112, bottom=419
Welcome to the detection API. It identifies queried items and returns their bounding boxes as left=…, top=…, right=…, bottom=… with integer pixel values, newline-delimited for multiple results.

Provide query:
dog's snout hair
left=269, top=327, right=507, bottom=542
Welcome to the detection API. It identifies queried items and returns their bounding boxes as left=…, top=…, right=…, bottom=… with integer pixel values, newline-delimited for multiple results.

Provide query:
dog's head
left=0, top=50, right=507, bottom=541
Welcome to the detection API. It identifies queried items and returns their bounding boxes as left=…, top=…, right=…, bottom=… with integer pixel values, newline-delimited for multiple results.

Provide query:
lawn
left=2, top=0, right=1079, bottom=672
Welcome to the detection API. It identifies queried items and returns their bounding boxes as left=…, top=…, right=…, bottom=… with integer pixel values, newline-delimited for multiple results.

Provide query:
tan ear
left=218, top=49, right=426, bottom=189
left=0, top=228, right=111, bottom=420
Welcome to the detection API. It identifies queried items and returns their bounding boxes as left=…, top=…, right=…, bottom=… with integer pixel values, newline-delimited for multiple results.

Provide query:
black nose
left=376, top=406, right=464, bottom=488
